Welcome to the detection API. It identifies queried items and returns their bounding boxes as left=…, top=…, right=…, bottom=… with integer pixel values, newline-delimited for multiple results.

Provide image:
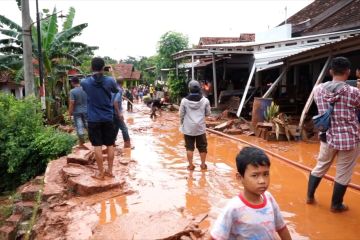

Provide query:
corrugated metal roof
left=269, top=34, right=360, bottom=64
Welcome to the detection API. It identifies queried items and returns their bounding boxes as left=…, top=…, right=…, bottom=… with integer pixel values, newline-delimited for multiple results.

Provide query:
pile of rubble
left=206, top=110, right=254, bottom=136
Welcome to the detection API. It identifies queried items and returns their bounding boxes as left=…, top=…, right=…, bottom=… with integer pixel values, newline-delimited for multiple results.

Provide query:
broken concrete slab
left=43, top=158, right=67, bottom=201
left=21, top=184, right=41, bottom=201
left=0, top=225, right=16, bottom=240
left=67, top=173, right=126, bottom=196
left=5, top=214, right=22, bottom=227
left=214, top=120, right=234, bottom=131
left=239, top=123, right=250, bottom=131
left=13, top=201, right=35, bottom=220
left=206, top=121, right=224, bottom=128
left=66, top=149, right=94, bottom=165
left=62, top=164, right=88, bottom=179
left=91, top=211, right=204, bottom=240
left=224, top=128, right=243, bottom=135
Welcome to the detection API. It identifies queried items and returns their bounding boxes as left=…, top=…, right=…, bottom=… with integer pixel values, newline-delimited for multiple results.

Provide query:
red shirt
left=314, top=81, right=360, bottom=150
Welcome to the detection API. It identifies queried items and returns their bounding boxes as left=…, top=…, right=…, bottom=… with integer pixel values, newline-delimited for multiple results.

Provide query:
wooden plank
left=212, top=53, right=218, bottom=108
left=298, top=56, right=332, bottom=132
left=236, top=63, right=256, bottom=117
left=262, top=67, right=287, bottom=98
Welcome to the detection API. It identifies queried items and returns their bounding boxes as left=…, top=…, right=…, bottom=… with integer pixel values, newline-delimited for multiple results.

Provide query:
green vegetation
left=0, top=6, right=97, bottom=121
left=0, top=93, right=76, bottom=191
left=167, top=70, right=188, bottom=103
left=264, top=102, right=279, bottom=122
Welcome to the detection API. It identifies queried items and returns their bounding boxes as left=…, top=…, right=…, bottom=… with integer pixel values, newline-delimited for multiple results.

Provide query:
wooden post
left=212, top=53, right=218, bottom=108
left=237, top=64, right=256, bottom=117
left=298, top=56, right=332, bottom=132
left=262, top=67, right=287, bottom=98
left=191, top=54, right=195, bottom=80
left=176, top=60, right=179, bottom=78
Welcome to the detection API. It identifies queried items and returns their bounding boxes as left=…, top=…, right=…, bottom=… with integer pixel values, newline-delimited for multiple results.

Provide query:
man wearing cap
left=179, top=80, right=211, bottom=170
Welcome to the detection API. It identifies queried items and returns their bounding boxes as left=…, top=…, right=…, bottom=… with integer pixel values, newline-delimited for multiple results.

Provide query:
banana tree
left=0, top=7, right=98, bottom=120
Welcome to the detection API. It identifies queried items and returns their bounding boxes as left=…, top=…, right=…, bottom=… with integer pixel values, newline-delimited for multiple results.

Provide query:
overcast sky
left=1, top=0, right=313, bottom=60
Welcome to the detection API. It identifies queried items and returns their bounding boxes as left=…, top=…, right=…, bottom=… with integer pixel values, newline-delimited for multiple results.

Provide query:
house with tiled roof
left=172, top=0, right=360, bottom=129
left=111, top=63, right=141, bottom=87
left=0, top=71, right=24, bottom=99
left=279, top=0, right=360, bottom=36
left=197, top=33, right=255, bottom=48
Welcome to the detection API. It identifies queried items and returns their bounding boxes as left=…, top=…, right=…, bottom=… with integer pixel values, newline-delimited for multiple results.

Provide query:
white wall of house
left=256, top=24, right=292, bottom=42
left=0, top=84, right=24, bottom=99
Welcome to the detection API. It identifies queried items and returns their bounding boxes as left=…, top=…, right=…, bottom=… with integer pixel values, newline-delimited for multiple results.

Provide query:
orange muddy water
left=92, top=105, right=359, bottom=239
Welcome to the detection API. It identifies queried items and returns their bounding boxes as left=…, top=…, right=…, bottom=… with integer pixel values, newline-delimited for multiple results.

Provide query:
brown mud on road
left=35, top=104, right=359, bottom=239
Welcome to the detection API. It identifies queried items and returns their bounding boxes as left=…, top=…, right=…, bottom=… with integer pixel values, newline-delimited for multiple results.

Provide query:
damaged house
left=172, top=0, right=360, bottom=140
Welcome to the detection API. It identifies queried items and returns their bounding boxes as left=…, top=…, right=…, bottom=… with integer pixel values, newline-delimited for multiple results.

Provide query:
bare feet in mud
left=104, top=171, right=115, bottom=178
left=200, top=163, right=207, bottom=170
left=91, top=173, right=105, bottom=180
left=187, top=164, right=195, bottom=171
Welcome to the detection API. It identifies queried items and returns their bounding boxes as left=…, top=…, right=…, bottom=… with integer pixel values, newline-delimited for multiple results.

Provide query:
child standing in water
left=210, top=147, right=292, bottom=240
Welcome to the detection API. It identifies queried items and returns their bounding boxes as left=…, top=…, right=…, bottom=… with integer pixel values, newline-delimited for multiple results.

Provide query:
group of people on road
left=68, top=56, right=359, bottom=239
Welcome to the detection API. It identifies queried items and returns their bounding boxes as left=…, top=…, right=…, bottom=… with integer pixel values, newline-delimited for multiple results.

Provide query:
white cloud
left=1, top=0, right=313, bottom=60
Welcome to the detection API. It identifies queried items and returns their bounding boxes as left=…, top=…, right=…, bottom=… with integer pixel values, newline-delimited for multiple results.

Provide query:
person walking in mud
left=179, top=80, right=211, bottom=170
left=68, top=76, right=88, bottom=148
left=210, top=147, right=292, bottom=240
left=149, top=97, right=164, bottom=119
left=307, top=57, right=360, bottom=212
left=81, top=57, right=118, bottom=180
left=125, top=88, right=133, bottom=112
left=113, top=79, right=132, bottom=148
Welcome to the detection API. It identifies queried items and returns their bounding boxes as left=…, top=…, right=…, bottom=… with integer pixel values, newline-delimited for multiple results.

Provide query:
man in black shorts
left=81, top=57, right=118, bottom=180
left=179, top=80, right=211, bottom=170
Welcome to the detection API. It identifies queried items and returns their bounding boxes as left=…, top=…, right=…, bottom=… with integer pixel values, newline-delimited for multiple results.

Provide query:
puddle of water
left=94, top=107, right=360, bottom=240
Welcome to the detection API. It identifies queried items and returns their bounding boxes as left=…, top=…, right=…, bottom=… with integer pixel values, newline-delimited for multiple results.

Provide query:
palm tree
left=0, top=6, right=98, bottom=120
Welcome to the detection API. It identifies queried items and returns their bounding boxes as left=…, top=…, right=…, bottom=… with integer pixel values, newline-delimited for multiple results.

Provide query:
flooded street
left=91, top=104, right=360, bottom=239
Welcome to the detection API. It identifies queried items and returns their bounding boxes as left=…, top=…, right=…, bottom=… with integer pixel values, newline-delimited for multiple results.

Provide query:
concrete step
left=0, top=225, right=16, bottom=240
left=21, top=184, right=41, bottom=201
left=13, top=201, right=35, bottom=221
left=66, top=149, right=94, bottom=165
left=4, top=214, right=22, bottom=227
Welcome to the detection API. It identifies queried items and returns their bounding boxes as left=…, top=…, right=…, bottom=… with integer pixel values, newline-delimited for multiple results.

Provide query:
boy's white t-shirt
left=210, top=191, right=286, bottom=240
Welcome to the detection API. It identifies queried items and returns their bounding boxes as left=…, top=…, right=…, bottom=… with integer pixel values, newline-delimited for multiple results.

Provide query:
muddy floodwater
left=88, top=105, right=359, bottom=239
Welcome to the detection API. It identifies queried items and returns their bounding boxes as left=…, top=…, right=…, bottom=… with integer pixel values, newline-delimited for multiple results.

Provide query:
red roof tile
left=0, top=71, right=12, bottom=83
left=130, top=70, right=141, bottom=80
left=112, top=63, right=134, bottom=79
left=198, top=34, right=255, bottom=48
left=282, top=0, right=360, bottom=35
left=304, top=0, right=360, bottom=34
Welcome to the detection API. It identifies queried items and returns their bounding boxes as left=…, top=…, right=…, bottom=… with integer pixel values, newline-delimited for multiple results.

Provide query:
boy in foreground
left=210, top=147, right=291, bottom=240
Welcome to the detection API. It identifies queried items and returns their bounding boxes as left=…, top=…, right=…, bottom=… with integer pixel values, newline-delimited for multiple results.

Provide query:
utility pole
left=22, top=0, right=35, bottom=96
left=36, top=0, right=46, bottom=109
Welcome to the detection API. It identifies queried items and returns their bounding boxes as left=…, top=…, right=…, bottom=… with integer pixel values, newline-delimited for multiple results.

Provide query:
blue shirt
left=80, top=75, right=118, bottom=122
left=113, top=87, right=123, bottom=115
left=69, top=86, right=87, bottom=114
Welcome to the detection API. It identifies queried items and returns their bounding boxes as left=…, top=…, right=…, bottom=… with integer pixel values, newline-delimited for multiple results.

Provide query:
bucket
left=251, top=97, right=273, bottom=128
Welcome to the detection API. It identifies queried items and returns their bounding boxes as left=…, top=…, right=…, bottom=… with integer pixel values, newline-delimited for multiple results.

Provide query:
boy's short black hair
left=71, top=76, right=79, bottom=84
left=330, top=57, right=351, bottom=75
left=236, top=147, right=270, bottom=177
left=91, top=57, right=105, bottom=72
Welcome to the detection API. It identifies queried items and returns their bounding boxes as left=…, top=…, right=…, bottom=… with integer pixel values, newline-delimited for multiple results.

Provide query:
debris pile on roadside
left=206, top=110, right=255, bottom=136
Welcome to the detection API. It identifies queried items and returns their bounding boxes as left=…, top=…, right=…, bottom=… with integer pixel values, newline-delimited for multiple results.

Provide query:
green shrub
left=0, top=93, right=76, bottom=191
left=167, top=70, right=188, bottom=103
